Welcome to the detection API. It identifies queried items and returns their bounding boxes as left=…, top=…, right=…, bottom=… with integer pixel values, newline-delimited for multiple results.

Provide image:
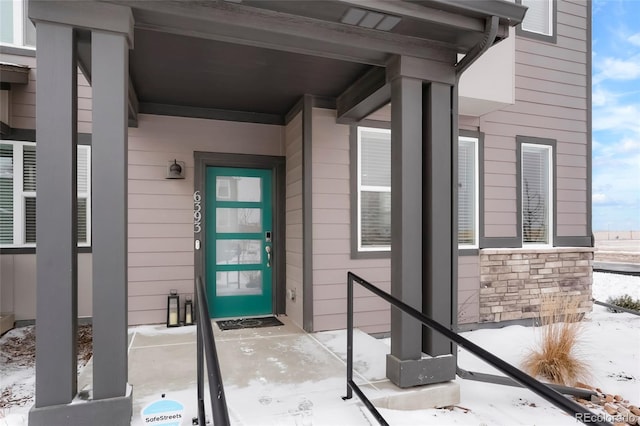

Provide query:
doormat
left=216, top=316, right=284, bottom=331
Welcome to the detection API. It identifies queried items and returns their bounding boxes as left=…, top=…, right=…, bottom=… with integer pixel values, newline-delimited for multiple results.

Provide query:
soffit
left=119, top=0, right=525, bottom=121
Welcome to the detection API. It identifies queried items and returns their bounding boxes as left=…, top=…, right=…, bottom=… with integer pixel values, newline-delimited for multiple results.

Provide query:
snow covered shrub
left=522, top=295, right=590, bottom=386
left=606, top=294, right=640, bottom=313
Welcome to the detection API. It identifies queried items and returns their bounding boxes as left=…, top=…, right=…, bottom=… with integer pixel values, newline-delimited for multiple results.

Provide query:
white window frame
left=0, top=0, right=35, bottom=49
left=458, top=136, right=479, bottom=249
left=0, top=141, right=91, bottom=248
left=521, top=143, right=553, bottom=247
left=520, top=0, right=554, bottom=37
left=357, top=126, right=391, bottom=253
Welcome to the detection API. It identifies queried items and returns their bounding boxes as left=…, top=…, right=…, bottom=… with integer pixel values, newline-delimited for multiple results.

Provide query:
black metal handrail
left=593, top=298, right=640, bottom=316
left=344, top=272, right=612, bottom=426
left=195, top=276, right=230, bottom=426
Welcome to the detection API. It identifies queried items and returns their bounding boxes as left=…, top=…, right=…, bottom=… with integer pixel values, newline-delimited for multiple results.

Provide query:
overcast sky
left=591, top=0, right=640, bottom=231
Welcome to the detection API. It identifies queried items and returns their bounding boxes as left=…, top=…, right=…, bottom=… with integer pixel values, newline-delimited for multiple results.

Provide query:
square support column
left=33, top=21, right=78, bottom=408
left=30, top=14, right=133, bottom=425
left=422, top=82, right=455, bottom=357
left=91, top=30, right=130, bottom=401
left=385, top=56, right=457, bottom=388
left=388, top=75, right=423, bottom=363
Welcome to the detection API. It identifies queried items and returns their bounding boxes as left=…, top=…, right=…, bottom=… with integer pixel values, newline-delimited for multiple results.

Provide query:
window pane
left=522, top=146, right=550, bottom=244
left=360, top=128, right=391, bottom=187
left=24, top=1, right=36, bottom=47
left=216, top=208, right=261, bottom=233
left=521, top=0, right=552, bottom=35
left=77, top=147, right=88, bottom=193
left=0, top=144, right=14, bottom=244
left=77, top=198, right=87, bottom=243
left=458, top=139, right=476, bottom=245
left=0, top=1, right=14, bottom=44
left=23, top=145, right=36, bottom=192
left=216, top=240, right=261, bottom=265
left=25, top=197, right=36, bottom=243
left=216, top=270, right=262, bottom=296
left=361, top=191, right=391, bottom=247
left=216, top=176, right=261, bottom=202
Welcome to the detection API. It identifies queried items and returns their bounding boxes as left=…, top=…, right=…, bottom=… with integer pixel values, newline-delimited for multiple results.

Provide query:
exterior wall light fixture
left=166, top=159, right=185, bottom=179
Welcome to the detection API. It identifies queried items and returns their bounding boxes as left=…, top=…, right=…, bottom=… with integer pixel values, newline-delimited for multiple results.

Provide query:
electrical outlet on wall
left=287, top=288, right=296, bottom=302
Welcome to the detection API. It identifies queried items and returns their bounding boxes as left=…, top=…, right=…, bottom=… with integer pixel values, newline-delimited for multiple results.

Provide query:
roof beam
left=336, top=67, right=390, bottom=124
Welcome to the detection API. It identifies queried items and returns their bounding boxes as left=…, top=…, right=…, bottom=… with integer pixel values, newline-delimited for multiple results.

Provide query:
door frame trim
left=194, top=151, right=287, bottom=316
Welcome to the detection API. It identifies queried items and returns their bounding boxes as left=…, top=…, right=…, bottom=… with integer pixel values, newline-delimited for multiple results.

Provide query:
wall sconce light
left=166, top=159, right=185, bottom=179
left=167, top=289, right=180, bottom=327
left=184, top=296, right=194, bottom=326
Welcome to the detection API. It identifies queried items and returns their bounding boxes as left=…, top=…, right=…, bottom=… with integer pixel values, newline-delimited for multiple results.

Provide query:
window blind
left=458, top=139, right=477, bottom=246
left=359, top=128, right=392, bottom=249
left=361, top=191, right=391, bottom=247
left=0, top=144, right=14, bottom=244
left=360, top=129, right=390, bottom=187
left=25, top=197, right=36, bottom=243
left=521, top=0, right=552, bottom=36
left=1, top=143, right=91, bottom=247
left=522, top=145, right=550, bottom=244
left=23, top=145, right=36, bottom=192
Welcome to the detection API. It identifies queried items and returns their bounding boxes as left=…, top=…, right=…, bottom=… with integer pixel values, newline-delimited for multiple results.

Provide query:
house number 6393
left=193, top=191, right=202, bottom=234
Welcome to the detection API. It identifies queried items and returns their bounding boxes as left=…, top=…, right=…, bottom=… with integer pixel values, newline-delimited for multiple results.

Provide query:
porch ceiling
left=119, top=0, right=525, bottom=124
left=129, top=28, right=372, bottom=119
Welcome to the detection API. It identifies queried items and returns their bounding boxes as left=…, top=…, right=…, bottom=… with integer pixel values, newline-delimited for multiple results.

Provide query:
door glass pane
left=216, top=270, right=262, bottom=297
left=216, top=208, right=261, bottom=233
left=216, top=240, right=261, bottom=265
left=216, top=176, right=261, bottom=202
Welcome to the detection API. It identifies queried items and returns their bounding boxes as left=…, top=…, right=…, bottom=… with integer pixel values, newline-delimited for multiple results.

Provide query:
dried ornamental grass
left=522, top=295, right=590, bottom=386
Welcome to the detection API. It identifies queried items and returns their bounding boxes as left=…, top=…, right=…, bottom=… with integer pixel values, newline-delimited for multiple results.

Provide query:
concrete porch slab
left=127, top=317, right=461, bottom=425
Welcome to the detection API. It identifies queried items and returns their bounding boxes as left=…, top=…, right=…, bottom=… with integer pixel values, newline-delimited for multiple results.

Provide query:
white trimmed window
left=521, top=144, right=552, bottom=245
left=458, top=137, right=479, bottom=248
left=355, top=128, right=479, bottom=252
left=357, top=127, right=391, bottom=252
left=0, top=0, right=36, bottom=47
left=521, top=0, right=553, bottom=37
left=0, top=141, right=91, bottom=247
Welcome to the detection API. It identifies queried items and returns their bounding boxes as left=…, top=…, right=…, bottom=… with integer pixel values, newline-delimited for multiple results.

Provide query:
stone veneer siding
left=479, top=248, right=594, bottom=323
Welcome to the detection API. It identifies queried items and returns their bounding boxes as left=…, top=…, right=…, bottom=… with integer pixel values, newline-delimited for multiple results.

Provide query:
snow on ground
left=1, top=272, right=639, bottom=426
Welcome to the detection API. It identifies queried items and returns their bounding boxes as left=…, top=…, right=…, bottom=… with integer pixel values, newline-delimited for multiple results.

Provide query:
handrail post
left=195, top=277, right=230, bottom=426
left=196, top=298, right=205, bottom=425
left=344, top=273, right=354, bottom=400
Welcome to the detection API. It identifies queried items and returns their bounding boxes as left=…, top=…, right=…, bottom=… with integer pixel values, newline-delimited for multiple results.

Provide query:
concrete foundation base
left=0, top=313, right=14, bottom=335
left=372, top=381, right=460, bottom=410
left=386, top=353, right=456, bottom=388
left=29, top=384, right=132, bottom=426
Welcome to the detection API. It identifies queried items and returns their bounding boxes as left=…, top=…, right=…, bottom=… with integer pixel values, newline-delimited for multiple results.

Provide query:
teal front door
left=205, top=167, right=273, bottom=318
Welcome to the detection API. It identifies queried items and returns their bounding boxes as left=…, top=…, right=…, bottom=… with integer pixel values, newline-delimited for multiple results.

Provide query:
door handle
left=265, top=245, right=272, bottom=268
